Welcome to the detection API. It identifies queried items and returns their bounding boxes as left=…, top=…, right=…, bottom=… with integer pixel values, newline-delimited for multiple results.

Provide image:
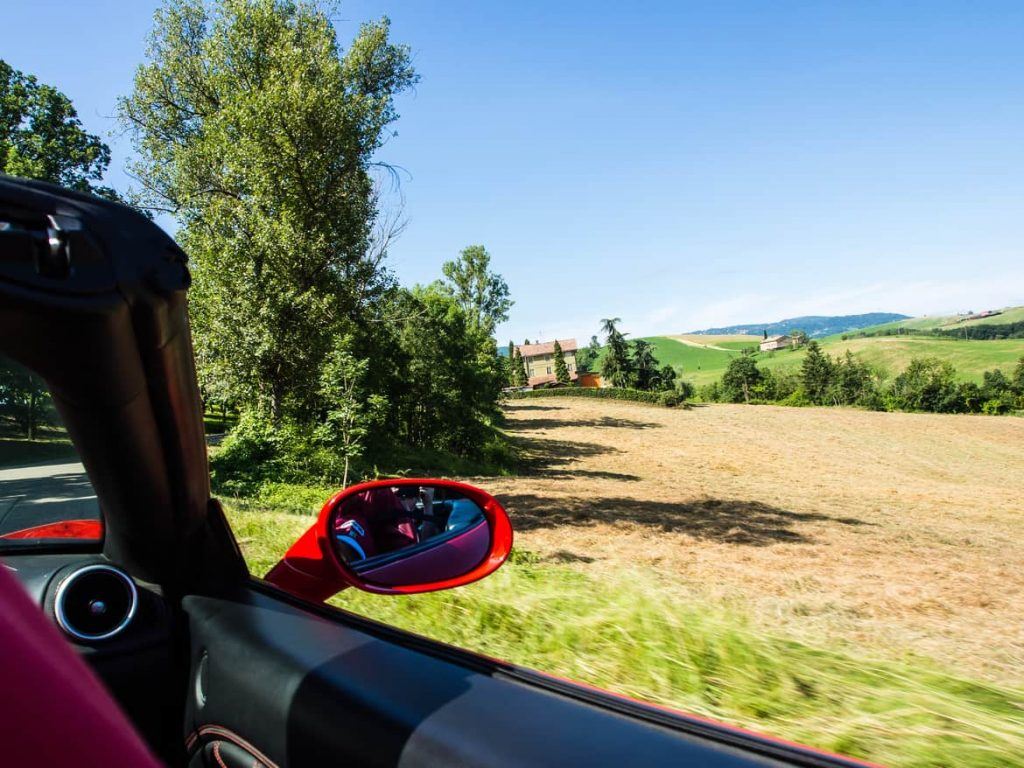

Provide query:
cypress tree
left=553, top=340, right=571, bottom=384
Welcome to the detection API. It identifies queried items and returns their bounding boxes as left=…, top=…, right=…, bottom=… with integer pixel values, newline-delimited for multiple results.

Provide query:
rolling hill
left=597, top=306, right=1024, bottom=387
left=690, top=312, right=910, bottom=339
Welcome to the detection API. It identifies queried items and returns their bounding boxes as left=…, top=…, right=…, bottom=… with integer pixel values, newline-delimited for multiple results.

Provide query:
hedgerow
left=507, top=386, right=687, bottom=408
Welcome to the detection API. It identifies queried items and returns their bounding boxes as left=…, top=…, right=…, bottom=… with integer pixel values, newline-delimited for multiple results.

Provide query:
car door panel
left=183, top=585, right=831, bottom=768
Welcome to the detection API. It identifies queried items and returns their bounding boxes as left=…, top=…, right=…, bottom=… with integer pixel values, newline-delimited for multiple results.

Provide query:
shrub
left=509, top=386, right=688, bottom=408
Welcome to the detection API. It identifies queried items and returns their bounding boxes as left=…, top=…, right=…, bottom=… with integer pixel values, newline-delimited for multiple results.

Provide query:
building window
left=546, top=366, right=552, bottom=375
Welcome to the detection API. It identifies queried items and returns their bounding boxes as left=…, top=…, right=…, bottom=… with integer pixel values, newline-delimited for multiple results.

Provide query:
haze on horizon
left=2, top=1, right=1023, bottom=345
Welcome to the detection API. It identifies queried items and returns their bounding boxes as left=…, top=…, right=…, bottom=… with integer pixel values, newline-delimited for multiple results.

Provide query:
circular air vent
left=54, top=564, right=137, bottom=642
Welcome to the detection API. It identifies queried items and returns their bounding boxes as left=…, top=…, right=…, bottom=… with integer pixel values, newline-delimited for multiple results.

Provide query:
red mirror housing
left=264, top=479, right=513, bottom=602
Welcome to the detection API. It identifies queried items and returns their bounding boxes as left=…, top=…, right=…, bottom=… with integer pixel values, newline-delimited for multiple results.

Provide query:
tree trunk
left=27, top=386, right=37, bottom=441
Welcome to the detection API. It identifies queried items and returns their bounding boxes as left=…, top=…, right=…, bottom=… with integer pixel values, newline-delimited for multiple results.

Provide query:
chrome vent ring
left=54, top=564, right=137, bottom=642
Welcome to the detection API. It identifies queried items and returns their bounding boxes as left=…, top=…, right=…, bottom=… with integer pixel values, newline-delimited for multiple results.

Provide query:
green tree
left=800, top=341, right=834, bottom=404
left=315, top=341, right=384, bottom=486
left=0, top=357, right=51, bottom=440
left=631, top=339, right=659, bottom=390
left=654, top=364, right=677, bottom=392
left=441, top=245, right=512, bottom=337
left=394, top=284, right=503, bottom=454
left=1012, top=357, right=1024, bottom=394
left=721, top=351, right=762, bottom=403
left=512, top=347, right=528, bottom=387
left=888, top=357, right=964, bottom=413
left=575, top=335, right=601, bottom=374
left=119, top=0, right=416, bottom=422
left=1, top=59, right=119, bottom=198
left=830, top=351, right=877, bottom=406
left=552, top=339, right=571, bottom=385
left=600, top=317, right=634, bottom=387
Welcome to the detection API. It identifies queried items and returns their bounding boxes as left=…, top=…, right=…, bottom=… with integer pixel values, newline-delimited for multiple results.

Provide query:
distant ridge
left=690, top=312, right=910, bottom=339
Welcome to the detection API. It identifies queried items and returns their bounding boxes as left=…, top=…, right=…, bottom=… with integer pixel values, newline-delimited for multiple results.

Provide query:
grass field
left=759, top=335, right=1024, bottom=384
left=855, top=305, right=1024, bottom=335
left=225, top=398, right=1024, bottom=767
left=611, top=329, right=1024, bottom=387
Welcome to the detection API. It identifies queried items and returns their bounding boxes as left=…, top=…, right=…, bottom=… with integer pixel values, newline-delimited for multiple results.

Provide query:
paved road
left=0, top=461, right=100, bottom=536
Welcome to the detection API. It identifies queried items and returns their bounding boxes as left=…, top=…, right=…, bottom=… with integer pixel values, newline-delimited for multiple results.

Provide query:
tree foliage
left=1, top=59, right=119, bottom=198
left=441, top=245, right=512, bottom=338
left=721, top=351, right=762, bottom=403
left=119, top=0, right=417, bottom=421
left=552, top=339, right=571, bottom=385
left=800, top=341, right=834, bottom=404
left=600, top=317, right=634, bottom=388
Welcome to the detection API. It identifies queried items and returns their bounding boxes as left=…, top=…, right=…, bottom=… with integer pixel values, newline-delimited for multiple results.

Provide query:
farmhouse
left=517, top=338, right=578, bottom=388
left=759, top=334, right=791, bottom=352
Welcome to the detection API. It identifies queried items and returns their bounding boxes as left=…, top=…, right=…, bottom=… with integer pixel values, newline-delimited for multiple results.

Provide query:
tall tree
left=119, top=0, right=416, bottom=421
left=632, top=339, right=659, bottom=390
left=512, top=347, right=528, bottom=387
left=552, top=339, right=571, bottom=385
left=441, top=245, right=512, bottom=337
left=600, top=317, right=634, bottom=387
left=800, top=341, right=834, bottom=404
left=575, top=334, right=601, bottom=373
left=1, top=59, right=119, bottom=198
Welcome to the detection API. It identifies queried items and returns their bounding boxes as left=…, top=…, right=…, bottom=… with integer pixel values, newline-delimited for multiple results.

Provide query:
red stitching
left=212, top=741, right=229, bottom=768
left=196, top=726, right=278, bottom=768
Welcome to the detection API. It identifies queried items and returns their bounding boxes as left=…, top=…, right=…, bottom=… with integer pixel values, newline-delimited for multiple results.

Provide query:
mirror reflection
left=331, top=485, right=489, bottom=585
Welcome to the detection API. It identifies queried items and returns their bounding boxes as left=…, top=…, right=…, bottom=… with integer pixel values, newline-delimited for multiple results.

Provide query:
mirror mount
left=264, top=479, right=513, bottom=602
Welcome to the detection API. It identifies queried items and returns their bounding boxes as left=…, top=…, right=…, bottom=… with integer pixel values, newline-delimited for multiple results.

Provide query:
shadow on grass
left=510, top=435, right=640, bottom=481
left=506, top=415, right=662, bottom=431
left=503, top=404, right=567, bottom=412
left=498, top=493, right=868, bottom=545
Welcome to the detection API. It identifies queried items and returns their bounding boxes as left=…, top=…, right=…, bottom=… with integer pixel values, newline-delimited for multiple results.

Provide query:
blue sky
left=3, top=1, right=1024, bottom=343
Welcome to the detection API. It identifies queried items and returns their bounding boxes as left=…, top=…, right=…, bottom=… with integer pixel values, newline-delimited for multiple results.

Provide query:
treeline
left=847, top=320, right=1024, bottom=341
left=0, top=358, right=56, bottom=440
left=699, top=341, right=1024, bottom=415
left=115, top=1, right=513, bottom=490
left=592, top=318, right=689, bottom=395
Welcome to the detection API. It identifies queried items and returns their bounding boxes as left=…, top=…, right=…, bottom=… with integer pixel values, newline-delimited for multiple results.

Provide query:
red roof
left=517, top=338, right=578, bottom=358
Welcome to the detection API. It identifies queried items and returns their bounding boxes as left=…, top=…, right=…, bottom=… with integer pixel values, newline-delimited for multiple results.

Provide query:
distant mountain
left=690, top=312, right=910, bottom=339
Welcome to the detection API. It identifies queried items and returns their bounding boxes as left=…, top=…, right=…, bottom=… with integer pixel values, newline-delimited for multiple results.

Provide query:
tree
left=800, top=341, right=834, bottom=404
left=721, top=351, right=762, bottom=403
left=575, top=335, right=601, bottom=374
left=631, top=339, right=659, bottom=390
left=1, top=59, right=119, bottom=198
left=393, top=284, right=503, bottom=454
left=1013, top=357, right=1024, bottom=395
left=600, top=317, right=634, bottom=388
left=654, top=364, right=677, bottom=392
left=511, top=347, right=528, bottom=387
left=119, top=0, right=416, bottom=422
left=888, top=357, right=963, bottom=413
left=0, top=357, right=51, bottom=440
left=830, top=351, right=876, bottom=406
left=441, top=245, right=512, bottom=337
left=552, top=339, right=571, bottom=385
left=316, top=341, right=382, bottom=487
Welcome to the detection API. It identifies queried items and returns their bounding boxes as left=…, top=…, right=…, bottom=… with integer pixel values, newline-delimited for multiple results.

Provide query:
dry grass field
left=226, top=397, right=1024, bottom=764
left=475, top=398, right=1024, bottom=685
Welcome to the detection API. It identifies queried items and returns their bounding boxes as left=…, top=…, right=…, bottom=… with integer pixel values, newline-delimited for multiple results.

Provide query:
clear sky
left=4, top=1, right=1024, bottom=343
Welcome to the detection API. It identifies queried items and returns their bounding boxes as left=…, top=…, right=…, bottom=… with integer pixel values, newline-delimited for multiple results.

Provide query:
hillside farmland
left=612, top=307, right=1024, bottom=387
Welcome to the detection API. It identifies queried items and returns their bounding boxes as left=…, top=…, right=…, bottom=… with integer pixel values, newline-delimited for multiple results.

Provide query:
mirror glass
left=330, top=484, right=491, bottom=587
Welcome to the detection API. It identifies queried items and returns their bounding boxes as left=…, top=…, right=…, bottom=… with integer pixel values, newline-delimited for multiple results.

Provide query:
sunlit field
left=226, top=397, right=1024, bottom=767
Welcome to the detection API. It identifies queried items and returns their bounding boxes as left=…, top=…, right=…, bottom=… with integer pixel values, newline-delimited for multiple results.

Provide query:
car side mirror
left=264, top=479, right=513, bottom=602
